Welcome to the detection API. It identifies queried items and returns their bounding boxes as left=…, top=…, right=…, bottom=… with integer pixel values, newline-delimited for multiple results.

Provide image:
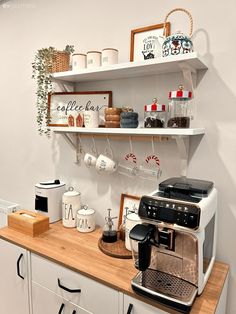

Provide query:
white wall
left=0, top=0, right=235, bottom=313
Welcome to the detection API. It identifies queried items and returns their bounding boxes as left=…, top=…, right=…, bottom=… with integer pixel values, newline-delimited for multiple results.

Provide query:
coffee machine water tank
left=35, top=180, right=66, bottom=223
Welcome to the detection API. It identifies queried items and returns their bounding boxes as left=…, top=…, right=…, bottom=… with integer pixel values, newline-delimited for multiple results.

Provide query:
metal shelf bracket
left=60, top=133, right=82, bottom=164
left=173, top=136, right=189, bottom=177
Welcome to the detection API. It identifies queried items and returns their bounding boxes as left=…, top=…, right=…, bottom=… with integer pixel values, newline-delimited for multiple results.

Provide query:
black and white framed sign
left=130, top=22, right=170, bottom=62
left=48, top=91, right=112, bottom=127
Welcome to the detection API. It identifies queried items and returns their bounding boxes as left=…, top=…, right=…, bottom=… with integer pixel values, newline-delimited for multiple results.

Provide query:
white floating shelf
left=52, top=52, right=208, bottom=83
left=51, top=127, right=205, bottom=136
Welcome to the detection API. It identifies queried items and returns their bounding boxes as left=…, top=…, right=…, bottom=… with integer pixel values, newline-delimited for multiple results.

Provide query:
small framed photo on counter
left=118, top=193, right=141, bottom=228
left=130, top=22, right=170, bottom=62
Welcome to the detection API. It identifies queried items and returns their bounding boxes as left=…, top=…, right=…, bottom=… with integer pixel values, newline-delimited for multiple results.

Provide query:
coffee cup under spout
left=129, top=224, right=156, bottom=271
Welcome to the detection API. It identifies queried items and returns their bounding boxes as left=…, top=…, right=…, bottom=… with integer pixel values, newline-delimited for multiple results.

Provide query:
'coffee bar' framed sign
left=48, top=91, right=112, bottom=127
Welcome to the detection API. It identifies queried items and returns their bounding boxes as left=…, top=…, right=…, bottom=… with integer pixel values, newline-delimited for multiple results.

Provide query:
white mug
left=96, top=154, right=117, bottom=173
left=84, top=111, right=99, bottom=128
left=84, top=153, right=97, bottom=168
left=125, top=213, right=141, bottom=251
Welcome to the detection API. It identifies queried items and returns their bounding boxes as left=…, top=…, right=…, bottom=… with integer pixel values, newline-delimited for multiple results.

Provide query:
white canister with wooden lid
left=72, top=53, right=87, bottom=71
left=86, top=51, right=101, bottom=68
left=102, top=48, right=118, bottom=66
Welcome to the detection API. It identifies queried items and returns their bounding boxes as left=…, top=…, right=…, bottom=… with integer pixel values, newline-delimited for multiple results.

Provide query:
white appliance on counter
left=35, top=179, right=66, bottom=223
left=0, top=199, right=20, bottom=228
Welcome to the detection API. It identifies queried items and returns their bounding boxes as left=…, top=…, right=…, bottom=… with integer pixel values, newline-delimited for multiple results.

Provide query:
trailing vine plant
left=32, top=45, right=74, bottom=137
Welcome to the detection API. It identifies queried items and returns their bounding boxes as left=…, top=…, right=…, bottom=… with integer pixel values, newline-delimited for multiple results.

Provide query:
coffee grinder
left=129, top=177, right=217, bottom=313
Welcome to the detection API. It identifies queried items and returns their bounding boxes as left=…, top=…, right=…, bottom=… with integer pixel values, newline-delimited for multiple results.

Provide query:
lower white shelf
left=51, top=127, right=205, bottom=136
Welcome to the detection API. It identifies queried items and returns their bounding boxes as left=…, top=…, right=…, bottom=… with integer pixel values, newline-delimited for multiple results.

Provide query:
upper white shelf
left=52, top=52, right=208, bottom=83
left=51, top=127, right=205, bottom=136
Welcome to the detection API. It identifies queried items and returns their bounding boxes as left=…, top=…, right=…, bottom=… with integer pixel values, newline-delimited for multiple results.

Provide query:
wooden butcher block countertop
left=0, top=222, right=229, bottom=314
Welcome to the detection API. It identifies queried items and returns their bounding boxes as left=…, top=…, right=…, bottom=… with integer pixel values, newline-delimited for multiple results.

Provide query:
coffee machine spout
left=129, top=224, right=156, bottom=271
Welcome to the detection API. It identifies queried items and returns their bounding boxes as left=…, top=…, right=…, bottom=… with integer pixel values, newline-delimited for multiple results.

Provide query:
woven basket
left=49, top=51, right=70, bottom=73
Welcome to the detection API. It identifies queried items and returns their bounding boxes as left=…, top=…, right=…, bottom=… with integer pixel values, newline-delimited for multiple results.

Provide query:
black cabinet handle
left=72, top=311, right=76, bottom=314
left=127, top=303, right=133, bottom=314
left=57, top=278, right=81, bottom=293
left=58, top=303, right=65, bottom=314
left=16, top=253, right=24, bottom=280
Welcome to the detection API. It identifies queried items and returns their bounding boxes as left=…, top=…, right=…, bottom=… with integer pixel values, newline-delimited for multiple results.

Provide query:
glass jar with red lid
left=167, top=85, right=192, bottom=128
left=144, top=98, right=166, bottom=128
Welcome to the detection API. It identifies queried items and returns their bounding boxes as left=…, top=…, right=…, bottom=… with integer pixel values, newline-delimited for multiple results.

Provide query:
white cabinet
left=31, top=253, right=119, bottom=314
left=32, top=282, right=90, bottom=314
left=0, top=239, right=30, bottom=314
left=123, top=295, right=168, bottom=314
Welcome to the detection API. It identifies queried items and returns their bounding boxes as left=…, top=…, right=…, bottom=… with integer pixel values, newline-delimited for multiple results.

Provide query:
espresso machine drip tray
left=132, top=269, right=198, bottom=313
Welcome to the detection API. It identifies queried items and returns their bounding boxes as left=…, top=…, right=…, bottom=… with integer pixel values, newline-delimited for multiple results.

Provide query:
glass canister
left=144, top=98, right=166, bottom=128
left=167, top=85, right=192, bottom=128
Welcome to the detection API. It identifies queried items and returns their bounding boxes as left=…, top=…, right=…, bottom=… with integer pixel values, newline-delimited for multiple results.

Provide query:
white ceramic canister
left=77, top=205, right=95, bottom=233
left=62, top=187, right=81, bottom=228
left=125, top=212, right=141, bottom=251
left=102, top=48, right=118, bottom=66
left=86, top=51, right=101, bottom=68
left=72, top=53, right=87, bottom=71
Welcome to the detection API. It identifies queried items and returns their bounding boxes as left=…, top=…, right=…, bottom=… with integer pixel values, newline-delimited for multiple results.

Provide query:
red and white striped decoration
left=124, top=153, right=137, bottom=164
left=169, top=90, right=192, bottom=99
left=145, top=155, right=160, bottom=166
left=144, top=104, right=166, bottom=112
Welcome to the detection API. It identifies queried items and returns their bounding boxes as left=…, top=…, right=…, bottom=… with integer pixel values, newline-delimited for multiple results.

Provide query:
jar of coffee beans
left=144, top=98, right=166, bottom=128
left=167, top=85, right=192, bottom=128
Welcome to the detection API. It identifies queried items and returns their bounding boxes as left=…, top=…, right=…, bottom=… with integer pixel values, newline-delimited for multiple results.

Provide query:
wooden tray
left=98, top=237, right=132, bottom=259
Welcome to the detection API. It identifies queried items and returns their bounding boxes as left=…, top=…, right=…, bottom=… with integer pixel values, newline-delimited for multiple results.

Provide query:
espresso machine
left=129, top=177, right=217, bottom=313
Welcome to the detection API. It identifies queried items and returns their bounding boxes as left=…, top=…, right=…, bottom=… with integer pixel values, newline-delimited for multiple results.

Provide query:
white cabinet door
left=0, top=239, right=29, bottom=314
left=124, top=295, right=168, bottom=314
left=32, top=282, right=91, bottom=314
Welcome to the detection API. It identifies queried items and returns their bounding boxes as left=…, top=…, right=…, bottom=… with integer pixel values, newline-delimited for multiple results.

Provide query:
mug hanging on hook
left=139, top=137, right=162, bottom=181
left=118, top=136, right=140, bottom=177
left=95, top=135, right=117, bottom=174
left=84, top=136, right=98, bottom=168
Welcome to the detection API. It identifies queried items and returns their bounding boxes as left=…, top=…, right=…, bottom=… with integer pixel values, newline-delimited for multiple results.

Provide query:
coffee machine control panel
left=139, top=196, right=200, bottom=229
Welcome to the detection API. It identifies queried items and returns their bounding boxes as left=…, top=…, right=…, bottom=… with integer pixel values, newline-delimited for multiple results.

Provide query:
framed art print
left=130, top=22, right=170, bottom=61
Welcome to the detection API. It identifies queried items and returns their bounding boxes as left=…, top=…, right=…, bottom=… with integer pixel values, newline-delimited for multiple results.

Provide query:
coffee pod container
left=167, top=85, right=192, bottom=128
left=77, top=205, right=95, bottom=233
left=62, top=187, right=81, bottom=228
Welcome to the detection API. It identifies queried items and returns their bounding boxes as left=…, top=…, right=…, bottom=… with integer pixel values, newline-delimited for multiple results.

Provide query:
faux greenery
left=32, top=45, right=74, bottom=136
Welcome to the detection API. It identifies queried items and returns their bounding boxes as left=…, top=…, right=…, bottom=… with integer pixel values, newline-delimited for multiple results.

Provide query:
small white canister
left=77, top=205, right=95, bottom=233
left=62, top=187, right=81, bottom=228
left=86, top=51, right=101, bottom=68
left=102, top=48, right=118, bottom=66
left=72, top=53, right=86, bottom=71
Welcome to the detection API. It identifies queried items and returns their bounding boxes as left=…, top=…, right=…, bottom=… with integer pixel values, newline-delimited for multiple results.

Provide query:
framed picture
left=118, top=193, right=141, bottom=227
left=130, top=22, right=170, bottom=62
left=48, top=91, right=112, bottom=127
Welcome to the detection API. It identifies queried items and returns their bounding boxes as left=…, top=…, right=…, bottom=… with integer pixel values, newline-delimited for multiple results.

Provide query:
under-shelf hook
left=151, top=136, right=155, bottom=154
left=129, top=136, right=133, bottom=153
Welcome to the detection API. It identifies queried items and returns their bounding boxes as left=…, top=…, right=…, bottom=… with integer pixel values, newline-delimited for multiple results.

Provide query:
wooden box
left=8, top=210, right=49, bottom=237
